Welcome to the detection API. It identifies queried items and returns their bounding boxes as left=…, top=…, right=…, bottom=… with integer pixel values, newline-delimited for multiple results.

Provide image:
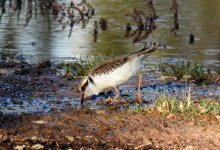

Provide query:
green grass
left=126, top=103, right=148, bottom=114
left=55, top=56, right=108, bottom=78
left=159, top=61, right=217, bottom=85
left=155, top=95, right=220, bottom=118
left=113, top=95, right=220, bottom=119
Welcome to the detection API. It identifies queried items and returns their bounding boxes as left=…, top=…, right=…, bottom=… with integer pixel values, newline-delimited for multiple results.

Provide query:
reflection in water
left=93, top=20, right=98, bottom=42
left=170, top=0, right=179, bottom=35
left=0, top=0, right=220, bottom=72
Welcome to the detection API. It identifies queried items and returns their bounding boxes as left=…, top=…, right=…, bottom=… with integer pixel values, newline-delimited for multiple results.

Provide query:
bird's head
left=79, top=76, right=94, bottom=104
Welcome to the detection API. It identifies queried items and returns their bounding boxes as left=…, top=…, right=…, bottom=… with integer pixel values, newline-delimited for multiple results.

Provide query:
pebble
left=31, top=144, right=44, bottom=150
left=32, top=120, right=47, bottom=124
left=183, top=145, right=195, bottom=150
left=66, top=136, right=74, bottom=142
left=14, top=145, right=26, bottom=150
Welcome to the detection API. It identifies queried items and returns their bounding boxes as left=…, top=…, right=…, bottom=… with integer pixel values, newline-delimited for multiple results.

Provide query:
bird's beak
left=81, top=92, right=85, bottom=105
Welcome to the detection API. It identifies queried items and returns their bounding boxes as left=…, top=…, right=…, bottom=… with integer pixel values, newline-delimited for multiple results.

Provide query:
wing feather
left=90, top=57, right=128, bottom=76
left=90, top=43, right=160, bottom=76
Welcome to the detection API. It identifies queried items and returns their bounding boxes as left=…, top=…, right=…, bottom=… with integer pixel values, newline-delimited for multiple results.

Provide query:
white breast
left=89, top=57, right=141, bottom=95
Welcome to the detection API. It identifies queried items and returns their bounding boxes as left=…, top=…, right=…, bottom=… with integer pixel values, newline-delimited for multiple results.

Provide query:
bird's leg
left=112, top=86, right=119, bottom=103
left=137, top=73, right=143, bottom=103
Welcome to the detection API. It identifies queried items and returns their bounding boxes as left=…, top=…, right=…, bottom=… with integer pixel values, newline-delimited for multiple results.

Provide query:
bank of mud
left=0, top=108, right=220, bottom=149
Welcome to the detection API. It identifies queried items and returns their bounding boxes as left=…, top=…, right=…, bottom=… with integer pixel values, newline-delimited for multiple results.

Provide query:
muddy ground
left=0, top=61, right=220, bottom=149
left=0, top=108, right=220, bottom=149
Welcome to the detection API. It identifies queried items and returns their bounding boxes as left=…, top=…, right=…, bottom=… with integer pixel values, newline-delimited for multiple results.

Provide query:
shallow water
left=0, top=0, right=220, bottom=73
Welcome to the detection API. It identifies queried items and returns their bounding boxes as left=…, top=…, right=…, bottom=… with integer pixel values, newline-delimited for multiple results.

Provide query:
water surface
left=0, top=0, right=220, bottom=72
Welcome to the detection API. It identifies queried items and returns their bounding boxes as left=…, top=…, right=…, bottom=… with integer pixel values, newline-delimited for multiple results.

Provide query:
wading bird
left=79, top=43, right=161, bottom=104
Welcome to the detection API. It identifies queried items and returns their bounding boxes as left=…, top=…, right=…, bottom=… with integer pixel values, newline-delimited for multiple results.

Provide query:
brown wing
left=90, top=44, right=160, bottom=76
left=90, top=56, right=129, bottom=76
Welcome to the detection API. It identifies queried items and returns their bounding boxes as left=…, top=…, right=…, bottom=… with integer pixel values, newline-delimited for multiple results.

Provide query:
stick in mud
left=93, top=21, right=98, bottom=42
left=170, top=0, right=179, bottom=35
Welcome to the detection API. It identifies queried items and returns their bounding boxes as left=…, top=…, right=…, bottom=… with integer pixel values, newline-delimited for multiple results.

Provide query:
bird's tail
left=129, top=42, right=161, bottom=58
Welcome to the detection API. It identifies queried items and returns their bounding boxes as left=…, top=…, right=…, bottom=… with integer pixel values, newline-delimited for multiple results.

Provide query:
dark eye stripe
left=88, top=76, right=94, bottom=84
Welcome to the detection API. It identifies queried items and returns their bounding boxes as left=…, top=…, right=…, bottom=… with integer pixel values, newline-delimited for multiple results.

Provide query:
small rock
left=31, top=136, right=38, bottom=140
left=184, top=145, right=195, bottom=150
left=14, top=145, right=26, bottom=150
left=84, top=135, right=94, bottom=141
left=33, top=120, right=47, bottom=124
left=31, top=144, right=44, bottom=150
left=96, top=110, right=105, bottom=114
left=66, top=136, right=74, bottom=142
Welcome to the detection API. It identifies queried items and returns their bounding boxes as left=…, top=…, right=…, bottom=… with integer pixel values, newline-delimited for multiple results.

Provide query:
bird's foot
left=105, top=97, right=111, bottom=104
left=105, top=97, right=118, bottom=104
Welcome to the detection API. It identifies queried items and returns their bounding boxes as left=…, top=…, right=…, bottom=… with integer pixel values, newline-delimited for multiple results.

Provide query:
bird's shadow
left=90, top=90, right=115, bottom=100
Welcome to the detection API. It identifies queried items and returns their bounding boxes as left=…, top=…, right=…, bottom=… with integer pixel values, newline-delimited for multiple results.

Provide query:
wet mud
left=0, top=109, right=220, bottom=149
